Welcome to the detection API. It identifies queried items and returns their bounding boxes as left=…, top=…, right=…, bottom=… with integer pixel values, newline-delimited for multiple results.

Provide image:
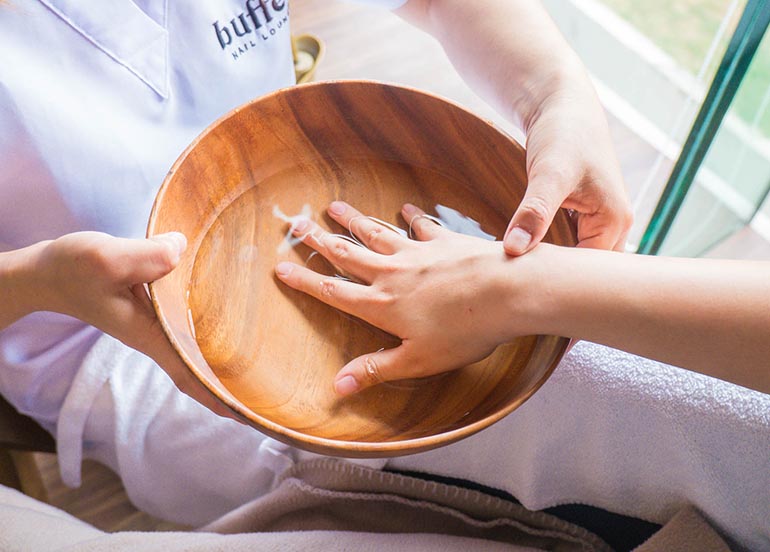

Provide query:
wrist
left=0, top=241, right=50, bottom=328
left=498, top=242, right=570, bottom=340
left=514, top=58, right=594, bottom=134
left=521, top=246, right=631, bottom=342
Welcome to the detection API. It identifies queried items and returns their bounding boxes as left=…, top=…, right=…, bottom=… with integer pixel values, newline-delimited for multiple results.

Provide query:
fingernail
left=334, top=375, right=360, bottom=396
left=402, top=203, right=417, bottom=216
left=329, top=201, right=346, bottom=216
left=156, top=232, right=187, bottom=264
left=505, top=227, right=531, bottom=253
left=157, top=231, right=187, bottom=250
left=292, top=217, right=310, bottom=234
left=275, top=262, right=294, bottom=277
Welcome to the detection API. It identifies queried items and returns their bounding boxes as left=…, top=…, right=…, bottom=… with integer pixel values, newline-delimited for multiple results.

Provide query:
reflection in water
left=272, top=203, right=312, bottom=253
left=434, top=204, right=497, bottom=241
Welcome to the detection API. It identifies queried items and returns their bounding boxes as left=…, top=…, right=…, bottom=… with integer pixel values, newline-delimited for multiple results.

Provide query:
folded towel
left=55, top=334, right=386, bottom=527
left=205, top=458, right=612, bottom=551
left=388, top=341, right=770, bottom=551
left=0, top=460, right=732, bottom=552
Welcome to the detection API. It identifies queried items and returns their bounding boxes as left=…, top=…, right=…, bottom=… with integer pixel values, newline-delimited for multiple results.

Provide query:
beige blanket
left=0, top=458, right=730, bottom=551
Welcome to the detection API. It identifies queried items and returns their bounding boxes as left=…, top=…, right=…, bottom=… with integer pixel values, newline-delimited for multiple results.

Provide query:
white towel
left=388, top=341, right=770, bottom=552
left=50, top=334, right=770, bottom=549
left=56, top=334, right=385, bottom=527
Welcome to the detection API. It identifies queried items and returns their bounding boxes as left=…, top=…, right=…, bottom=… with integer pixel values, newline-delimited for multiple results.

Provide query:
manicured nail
left=506, top=227, right=531, bottom=253
left=292, top=217, right=310, bottom=234
left=275, top=262, right=294, bottom=277
left=329, top=201, right=347, bottom=216
left=334, top=375, right=360, bottom=396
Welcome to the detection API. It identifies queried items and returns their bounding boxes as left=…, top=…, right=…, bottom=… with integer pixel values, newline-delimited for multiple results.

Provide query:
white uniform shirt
left=0, top=0, right=404, bottom=458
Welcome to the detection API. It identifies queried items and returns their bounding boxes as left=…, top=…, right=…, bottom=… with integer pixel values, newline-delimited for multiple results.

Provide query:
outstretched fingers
left=291, top=216, right=383, bottom=283
left=275, top=261, right=374, bottom=319
left=326, top=201, right=407, bottom=254
left=276, top=201, right=459, bottom=397
left=402, top=203, right=444, bottom=241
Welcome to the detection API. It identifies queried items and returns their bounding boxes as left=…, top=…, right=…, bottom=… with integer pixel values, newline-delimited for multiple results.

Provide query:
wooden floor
left=25, top=453, right=189, bottom=532
left=17, top=0, right=770, bottom=534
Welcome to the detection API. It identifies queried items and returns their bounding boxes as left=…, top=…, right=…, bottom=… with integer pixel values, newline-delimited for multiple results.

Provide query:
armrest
left=0, top=395, right=55, bottom=453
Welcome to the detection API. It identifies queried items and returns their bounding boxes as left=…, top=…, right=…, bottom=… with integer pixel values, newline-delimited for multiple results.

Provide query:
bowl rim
left=147, top=79, right=574, bottom=457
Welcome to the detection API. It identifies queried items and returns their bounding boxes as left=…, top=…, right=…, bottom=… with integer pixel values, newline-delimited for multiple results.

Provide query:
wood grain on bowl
left=147, top=81, right=575, bottom=456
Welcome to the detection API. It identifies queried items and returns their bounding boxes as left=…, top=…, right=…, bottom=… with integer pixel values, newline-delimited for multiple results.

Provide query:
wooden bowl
left=148, top=80, right=575, bottom=457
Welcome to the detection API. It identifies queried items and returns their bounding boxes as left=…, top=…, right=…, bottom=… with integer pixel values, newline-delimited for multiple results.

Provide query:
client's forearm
left=528, top=246, right=770, bottom=393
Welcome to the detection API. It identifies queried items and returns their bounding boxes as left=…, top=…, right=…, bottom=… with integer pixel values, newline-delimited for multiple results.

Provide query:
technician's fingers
left=401, top=203, right=444, bottom=241
left=571, top=204, right=633, bottom=252
left=333, top=346, right=415, bottom=396
left=503, top=177, right=567, bottom=256
left=327, top=201, right=404, bottom=255
left=146, top=325, right=242, bottom=422
left=575, top=229, right=619, bottom=251
left=613, top=229, right=631, bottom=253
left=275, top=261, right=373, bottom=319
left=292, top=217, right=383, bottom=282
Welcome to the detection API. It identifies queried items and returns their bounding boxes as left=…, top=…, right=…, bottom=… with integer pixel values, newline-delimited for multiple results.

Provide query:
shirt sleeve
left=348, top=0, right=408, bottom=9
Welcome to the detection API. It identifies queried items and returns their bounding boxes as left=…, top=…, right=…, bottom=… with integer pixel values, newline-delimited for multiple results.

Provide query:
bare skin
left=0, top=232, right=237, bottom=420
left=0, top=0, right=633, bottom=417
left=396, top=0, right=633, bottom=254
left=276, top=201, right=770, bottom=397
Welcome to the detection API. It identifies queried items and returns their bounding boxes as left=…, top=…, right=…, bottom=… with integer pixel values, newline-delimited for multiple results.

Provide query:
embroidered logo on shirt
left=213, top=0, right=289, bottom=61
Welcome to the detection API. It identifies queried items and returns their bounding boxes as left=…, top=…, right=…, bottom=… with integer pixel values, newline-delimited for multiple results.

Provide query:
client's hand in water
left=275, top=201, right=547, bottom=396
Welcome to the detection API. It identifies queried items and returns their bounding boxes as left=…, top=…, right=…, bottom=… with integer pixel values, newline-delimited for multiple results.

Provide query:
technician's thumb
left=503, top=189, right=561, bottom=257
left=333, top=347, right=411, bottom=396
left=128, top=232, right=188, bottom=283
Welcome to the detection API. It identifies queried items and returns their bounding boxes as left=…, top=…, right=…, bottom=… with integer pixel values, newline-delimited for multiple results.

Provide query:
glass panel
left=656, top=17, right=770, bottom=256
left=541, top=0, right=744, bottom=249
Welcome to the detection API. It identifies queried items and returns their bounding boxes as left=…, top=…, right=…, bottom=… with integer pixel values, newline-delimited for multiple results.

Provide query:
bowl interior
left=148, top=81, right=574, bottom=456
